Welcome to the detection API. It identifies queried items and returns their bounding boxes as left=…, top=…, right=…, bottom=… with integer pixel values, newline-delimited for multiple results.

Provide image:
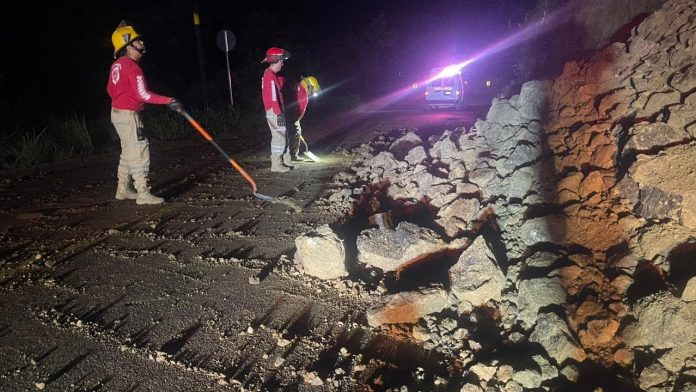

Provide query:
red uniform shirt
left=296, top=83, right=310, bottom=120
left=107, top=56, right=170, bottom=111
left=261, top=68, right=284, bottom=115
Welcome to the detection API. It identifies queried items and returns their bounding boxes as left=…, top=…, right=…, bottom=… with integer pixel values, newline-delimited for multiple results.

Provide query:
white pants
left=266, top=109, right=288, bottom=157
left=111, top=109, right=150, bottom=189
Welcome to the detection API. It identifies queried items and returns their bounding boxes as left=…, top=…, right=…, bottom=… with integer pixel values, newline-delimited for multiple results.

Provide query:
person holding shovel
left=289, top=76, right=321, bottom=162
left=261, top=47, right=293, bottom=172
left=107, top=21, right=182, bottom=205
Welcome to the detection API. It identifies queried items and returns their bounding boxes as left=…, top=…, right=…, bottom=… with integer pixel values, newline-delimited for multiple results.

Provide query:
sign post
left=193, top=4, right=208, bottom=105
left=216, top=29, right=237, bottom=107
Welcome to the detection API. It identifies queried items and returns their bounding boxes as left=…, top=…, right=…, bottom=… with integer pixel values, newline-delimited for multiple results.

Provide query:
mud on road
left=0, top=110, right=476, bottom=391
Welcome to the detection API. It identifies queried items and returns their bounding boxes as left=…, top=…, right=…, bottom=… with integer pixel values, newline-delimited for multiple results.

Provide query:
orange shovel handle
left=182, top=112, right=258, bottom=194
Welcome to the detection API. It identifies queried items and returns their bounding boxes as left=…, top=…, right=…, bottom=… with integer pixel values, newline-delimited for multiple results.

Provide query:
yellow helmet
left=300, top=76, right=321, bottom=96
left=111, top=21, right=142, bottom=58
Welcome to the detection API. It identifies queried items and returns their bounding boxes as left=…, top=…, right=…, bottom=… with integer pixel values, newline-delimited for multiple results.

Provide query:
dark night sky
left=1, top=0, right=538, bottom=129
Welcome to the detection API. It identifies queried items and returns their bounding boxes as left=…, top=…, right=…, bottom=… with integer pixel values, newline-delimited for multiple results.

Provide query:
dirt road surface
left=0, top=108, right=479, bottom=391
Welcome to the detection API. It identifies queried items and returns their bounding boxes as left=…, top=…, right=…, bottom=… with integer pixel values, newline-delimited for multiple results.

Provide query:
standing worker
left=289, top=76, right=320, bottom=162
left=261, top=47, right=293, bottom=172
left=107, top=21, right=182, bottom=205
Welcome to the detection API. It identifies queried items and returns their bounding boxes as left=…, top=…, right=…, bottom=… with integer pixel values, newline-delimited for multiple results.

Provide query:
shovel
left=180, top=110, right=302, bottom=212
left=299, top=135, right=321, bottom=162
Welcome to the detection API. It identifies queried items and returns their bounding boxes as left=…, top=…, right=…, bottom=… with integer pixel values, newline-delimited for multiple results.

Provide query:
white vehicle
left=425, top=67, right=465, bottom=110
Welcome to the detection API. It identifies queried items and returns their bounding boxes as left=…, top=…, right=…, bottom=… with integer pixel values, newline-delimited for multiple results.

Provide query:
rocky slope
left=296, top=1, right=696, bottom=390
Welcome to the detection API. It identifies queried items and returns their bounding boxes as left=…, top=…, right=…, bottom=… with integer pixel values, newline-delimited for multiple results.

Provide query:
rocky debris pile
left=294, top=0, right=696, bottom=389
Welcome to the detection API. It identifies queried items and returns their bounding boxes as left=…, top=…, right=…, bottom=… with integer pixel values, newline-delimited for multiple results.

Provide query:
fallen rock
left=639, top=362, right=670, bottom=390
left=435, top=198, right=482, bottom=238
left=517, top=277, right=567, bottom=329
left=683, top=276, right=696, bottom=302
left=450, top=235, right=505, bottom=307
left=578, top=318, right=620, bottom=348
left=366, top=286, right=449, bottom=326
left=469, top=363, right=497, bottom=382
left=658, top=343, right=696, bottom=373
left=626, top=122, right=689, bottom=154
left=405, top=145, right=429, bottom=166
left=357, top=221, right=449, bottom=272
left=530, top=312, right=586, bottom=365
left=533, top=354, right=559, bottom=381
left=294, top=224, right=348, bottom=280
left=512, top=369, right=542, bottom=389
left=622, top=291, right=696, bottom=350
left=632, top=145, right=696, bottom=229
left=389, top=131, right=423, bottom=160
left=429, top=133, right=460, bottom=162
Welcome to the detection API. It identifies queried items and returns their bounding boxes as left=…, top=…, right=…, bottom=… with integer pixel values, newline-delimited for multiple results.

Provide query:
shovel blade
left=303, top=150, right=321, bottom=162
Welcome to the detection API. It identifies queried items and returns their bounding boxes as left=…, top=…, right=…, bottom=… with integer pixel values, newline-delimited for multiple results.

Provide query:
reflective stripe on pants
left=266, top=109, right=287, bottom=156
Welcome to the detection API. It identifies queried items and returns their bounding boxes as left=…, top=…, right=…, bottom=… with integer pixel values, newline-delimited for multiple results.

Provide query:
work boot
left=282, top=152, right=295, bottom=168
left=134, top=181, right=164, bottom=205
left=136, top=189, right=164, bottom=205
left=271, top=155, right=290, bottom=173
left=290, top=155, right=306, bottom=162
left=115, top=181, right=137, bottom=200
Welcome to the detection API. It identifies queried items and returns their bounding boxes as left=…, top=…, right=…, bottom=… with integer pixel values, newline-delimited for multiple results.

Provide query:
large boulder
left=294, top=225, right=348, bottom=280
left=357, top=222, right=449, bottom=272
left=366, top=286, right=449, bottom=326
left=450, top=236, right=506, bottom=307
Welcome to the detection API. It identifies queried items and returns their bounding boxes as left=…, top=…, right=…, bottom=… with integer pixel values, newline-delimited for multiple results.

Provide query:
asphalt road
left=309, top=105, right=488, bottom=153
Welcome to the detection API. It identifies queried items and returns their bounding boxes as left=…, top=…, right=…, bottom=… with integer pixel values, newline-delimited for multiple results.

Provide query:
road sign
left=216, top=30, right=236, bottom=53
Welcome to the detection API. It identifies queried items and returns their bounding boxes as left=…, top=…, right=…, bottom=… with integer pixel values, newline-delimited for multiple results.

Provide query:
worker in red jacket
left=261, top=47, right=293, bottom=172
left=107, top=21, right=181, bottom=204
left=289, top=76, right=321, bottom=161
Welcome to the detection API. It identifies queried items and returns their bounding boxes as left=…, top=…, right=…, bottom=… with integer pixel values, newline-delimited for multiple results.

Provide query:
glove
left=168, top=99, right=184, bottom=113
left=277, top=113, right=286, bottom=127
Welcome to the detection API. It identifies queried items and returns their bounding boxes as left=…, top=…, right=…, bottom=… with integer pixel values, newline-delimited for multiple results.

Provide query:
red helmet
left=261, top=47, right=290, bottom=63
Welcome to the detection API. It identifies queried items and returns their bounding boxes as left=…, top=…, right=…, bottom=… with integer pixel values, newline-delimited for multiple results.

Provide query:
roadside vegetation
left=0, top=91, right=360, bottom=170
left=0, top=114, right=97, bottom=169
left=0, top=110, right=226, bottom=170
